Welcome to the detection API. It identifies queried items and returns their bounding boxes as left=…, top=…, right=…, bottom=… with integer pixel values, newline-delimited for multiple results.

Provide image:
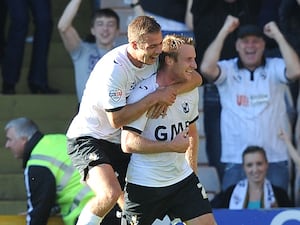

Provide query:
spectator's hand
left=278, top=128, right=289, bottom=143
left=263, top=21, right=281, bottom=40
left=222, top=15, right=240, bottom=35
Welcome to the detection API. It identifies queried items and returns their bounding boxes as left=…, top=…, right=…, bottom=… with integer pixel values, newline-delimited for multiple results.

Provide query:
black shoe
left=29, top=84, right=59, bottom=94
left=2, top=83, right=16, bottom=94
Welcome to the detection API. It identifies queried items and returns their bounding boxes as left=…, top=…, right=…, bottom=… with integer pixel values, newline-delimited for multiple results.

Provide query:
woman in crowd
left=212, top=146, right=293, bottom=208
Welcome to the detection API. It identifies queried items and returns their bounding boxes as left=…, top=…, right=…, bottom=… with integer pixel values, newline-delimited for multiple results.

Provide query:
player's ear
left=131, top=41, right=139, bottom=50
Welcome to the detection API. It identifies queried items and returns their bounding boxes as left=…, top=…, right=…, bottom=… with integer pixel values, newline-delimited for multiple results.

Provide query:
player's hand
left=156, top=86, right=177, bottom=105
left=147, top=86, right=176, bottom=118
left=147, top=103, right=168, bottom=118
left=170, top=128, right=190, bottom=153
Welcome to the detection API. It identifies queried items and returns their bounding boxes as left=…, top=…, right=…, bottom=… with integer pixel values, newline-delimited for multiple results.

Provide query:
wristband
left=130, top=2, right=140, bottom=8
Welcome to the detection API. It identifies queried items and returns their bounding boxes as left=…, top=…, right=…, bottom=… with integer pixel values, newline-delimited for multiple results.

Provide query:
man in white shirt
left=66, top=16, right=202, bottom=225
left=121, top=34, right=216, bottom=225
left=200, top=15, right=300, bottom=192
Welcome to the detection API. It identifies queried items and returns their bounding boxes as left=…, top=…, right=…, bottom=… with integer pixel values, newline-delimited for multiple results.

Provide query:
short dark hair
left=85, top=8, right=120, bottom=42
left=91, top=8, right=120, bottom=29
left=127, top=16, right=161, bottom=43
left=242, top=145, right=268, bottom=164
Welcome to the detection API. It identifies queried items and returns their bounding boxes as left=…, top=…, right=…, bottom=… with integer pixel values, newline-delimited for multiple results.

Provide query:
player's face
left=236, top=35, right=265, bottom=71
left=172, top=44, right=197, bottom=80
left=91, top=17, right=119, bottom=47
left=136, top=32, right=163, bottom=65
left=243, top=152, right=268, bottom=184
left=5, top=128, right=26, bottom=159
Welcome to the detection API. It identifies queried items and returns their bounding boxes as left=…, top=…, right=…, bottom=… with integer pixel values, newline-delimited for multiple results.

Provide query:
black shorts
left=67, top=136, right=131, bottom=188
left=122, top=173, right=212, bottom=225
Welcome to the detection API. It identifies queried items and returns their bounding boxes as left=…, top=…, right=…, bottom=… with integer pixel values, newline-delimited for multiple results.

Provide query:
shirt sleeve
left=215, top=59, right=233, bottom=85
left=70, top=41, right=84, bottom=61
left=102, top=65, right=128, bottom=111
left=122, top=76, right=158, bottom=132
left=270, top=58, right=288, bottom=83
left=25, top=166, right=56, bottom=225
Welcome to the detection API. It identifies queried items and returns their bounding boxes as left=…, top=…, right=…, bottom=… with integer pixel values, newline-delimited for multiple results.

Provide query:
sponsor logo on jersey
left=237, top=94, right=268, bottom=106
left=182, top=101, right=189, bottom=113
left=155, top=121, right=189, bottom=141
left=109, top=89, right=122, bottom=102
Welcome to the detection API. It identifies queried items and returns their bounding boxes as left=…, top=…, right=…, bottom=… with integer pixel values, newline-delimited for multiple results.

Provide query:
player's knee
left=202, top=214, right=218, bottom=225
left=95, top=186, right=121, bottom=204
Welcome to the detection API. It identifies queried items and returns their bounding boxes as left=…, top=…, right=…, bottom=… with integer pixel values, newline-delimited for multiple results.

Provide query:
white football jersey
left=67, top=44, right=158, bottom=143
left=124, top=74, right=199, bottom=187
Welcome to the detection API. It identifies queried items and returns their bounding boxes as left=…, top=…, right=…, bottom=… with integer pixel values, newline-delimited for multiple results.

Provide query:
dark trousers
left=2, top=0, right=52, bottom=86
left=0, top=0, right=7, bottom=60
left=203, top=84, right=225, bottom=180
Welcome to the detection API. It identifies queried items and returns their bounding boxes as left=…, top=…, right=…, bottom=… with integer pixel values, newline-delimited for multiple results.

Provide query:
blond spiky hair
left=162, top=34, right=194, bottom=53
left=158, top=34, right=194, bottom=70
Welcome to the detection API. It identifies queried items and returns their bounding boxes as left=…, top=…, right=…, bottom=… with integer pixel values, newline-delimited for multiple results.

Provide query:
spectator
left=0, top=0, right=7, bottom=63
left=280, top=129, right=300, bottom=168
left=58, top=0, right=120, bottom=103
left=121, top=34, right=216, bottom=225
left=2, top=0, right=57, bottom=94
left=192, top=0, right=262, bottom=61
left=212, top=146, right=293, bottom=208
left=4, top=117, right=94, bottom=225
left=200, top=15, right=300, bottom=192
left=191, top=0, right=262, bottom=180
left=66, top=16, right=202, bottom=225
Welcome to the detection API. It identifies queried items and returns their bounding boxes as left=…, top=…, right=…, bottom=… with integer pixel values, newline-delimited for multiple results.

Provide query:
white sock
left=76, top=207, right=103, bottom=225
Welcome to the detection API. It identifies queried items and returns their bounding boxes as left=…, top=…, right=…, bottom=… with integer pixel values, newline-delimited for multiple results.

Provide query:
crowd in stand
left=193, top=0, right=300, bottom=208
